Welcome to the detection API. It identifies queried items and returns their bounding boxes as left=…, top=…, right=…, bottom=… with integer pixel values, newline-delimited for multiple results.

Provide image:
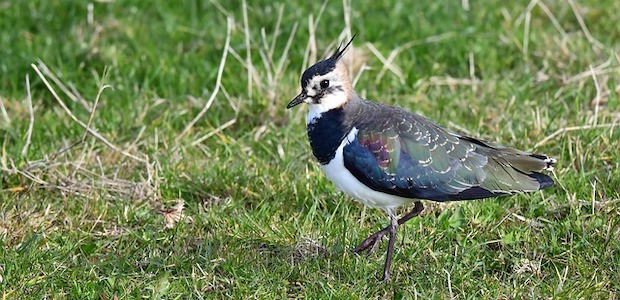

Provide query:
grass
left=1, top=0, right=620, bottom=298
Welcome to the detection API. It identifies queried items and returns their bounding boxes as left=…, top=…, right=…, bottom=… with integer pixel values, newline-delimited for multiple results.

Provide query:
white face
left=304, top=65, right=350, bottom=124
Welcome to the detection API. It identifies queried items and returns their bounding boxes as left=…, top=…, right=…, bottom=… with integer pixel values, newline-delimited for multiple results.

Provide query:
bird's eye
left=320, top=80, right=329, bottom=89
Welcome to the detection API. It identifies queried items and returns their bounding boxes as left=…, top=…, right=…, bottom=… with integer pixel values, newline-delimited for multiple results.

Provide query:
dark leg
left=381, top=212, right=398, bottom=282
left=351, top=201, right=424, bottom=255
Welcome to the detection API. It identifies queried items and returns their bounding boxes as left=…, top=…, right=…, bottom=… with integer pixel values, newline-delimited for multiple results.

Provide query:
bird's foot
left=380, top=271, right=391, bottom=283
left=350, top=228, right=389, bottom=256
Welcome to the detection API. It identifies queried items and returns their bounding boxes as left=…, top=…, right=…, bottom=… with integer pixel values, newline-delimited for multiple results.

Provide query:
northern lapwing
left=286, top=36, right=556, bottom=282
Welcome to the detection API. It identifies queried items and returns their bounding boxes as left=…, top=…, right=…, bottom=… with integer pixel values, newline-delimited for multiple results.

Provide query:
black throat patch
left=306, top=107, right=351, bottom=165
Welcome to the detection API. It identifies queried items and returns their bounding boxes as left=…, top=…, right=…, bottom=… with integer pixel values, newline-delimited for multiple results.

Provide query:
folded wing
left=342, top=113, right=555, bottom=202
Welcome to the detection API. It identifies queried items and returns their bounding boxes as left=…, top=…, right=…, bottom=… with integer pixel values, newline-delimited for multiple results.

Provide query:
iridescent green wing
left=343, top=113, right=554, bottom=201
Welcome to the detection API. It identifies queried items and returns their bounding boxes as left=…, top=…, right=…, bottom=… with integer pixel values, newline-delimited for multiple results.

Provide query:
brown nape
left=335, top=61, right=354, bottom=99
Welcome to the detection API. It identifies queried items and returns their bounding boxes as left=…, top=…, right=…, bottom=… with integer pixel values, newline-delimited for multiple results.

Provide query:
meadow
left=1, top=0, right=619, bottom=298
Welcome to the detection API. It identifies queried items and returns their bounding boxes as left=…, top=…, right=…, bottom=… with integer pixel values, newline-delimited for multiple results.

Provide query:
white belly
left=320, top=128, right=417, bottom=210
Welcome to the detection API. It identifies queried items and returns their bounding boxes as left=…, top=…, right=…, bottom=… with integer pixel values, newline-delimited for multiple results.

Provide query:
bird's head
left=287, top=36, right=356, bottom=120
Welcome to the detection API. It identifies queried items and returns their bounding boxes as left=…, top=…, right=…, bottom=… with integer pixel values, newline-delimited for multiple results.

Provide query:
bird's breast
left=306, top=108, right=349, bottom=165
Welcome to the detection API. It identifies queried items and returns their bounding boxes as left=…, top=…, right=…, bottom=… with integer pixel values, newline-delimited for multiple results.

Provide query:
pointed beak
left=287, top=92, right=307, bottom=109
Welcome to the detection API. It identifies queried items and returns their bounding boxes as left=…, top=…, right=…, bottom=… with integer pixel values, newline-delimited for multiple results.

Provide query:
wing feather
left=342, top=107, right=554, bottom=202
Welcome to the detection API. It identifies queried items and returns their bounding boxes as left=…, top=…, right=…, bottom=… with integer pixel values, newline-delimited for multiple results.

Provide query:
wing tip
left=529, top=154, right=557, bottom=171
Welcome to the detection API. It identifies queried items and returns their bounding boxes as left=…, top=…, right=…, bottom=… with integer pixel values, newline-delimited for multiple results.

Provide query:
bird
left=286, top=36, right=556, bottom=282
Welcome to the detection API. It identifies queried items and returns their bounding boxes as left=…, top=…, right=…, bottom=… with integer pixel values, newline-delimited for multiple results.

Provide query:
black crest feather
left=330, top=35, right=356, bottom=61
